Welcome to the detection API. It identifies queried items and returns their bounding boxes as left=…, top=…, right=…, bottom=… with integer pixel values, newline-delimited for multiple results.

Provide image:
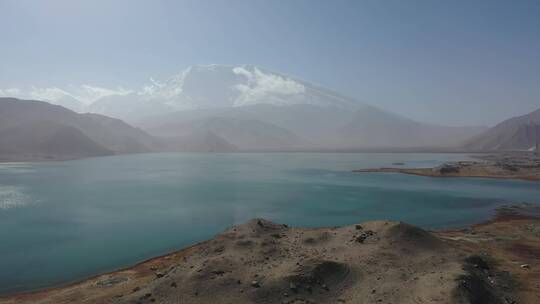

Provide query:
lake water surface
left=1, top=153, right=539, bottom=293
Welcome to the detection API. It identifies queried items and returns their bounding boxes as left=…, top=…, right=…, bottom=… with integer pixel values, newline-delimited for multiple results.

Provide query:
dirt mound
left=227, top=218, right=288, bottom=236
left=288, top=260, right=351, bottom=292
left=302, top=232, right=332, bottom=245
left=250, top=260, right=352, bottom=304
left=382, top=221, right=445, bottom=250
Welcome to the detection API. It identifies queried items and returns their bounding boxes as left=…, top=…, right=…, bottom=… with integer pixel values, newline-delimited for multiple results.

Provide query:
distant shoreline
left=354, top=152, right=540, bottom=181
left=0, top=150, right=489, bottom=165
left=353, top=167, right=540, bottom=181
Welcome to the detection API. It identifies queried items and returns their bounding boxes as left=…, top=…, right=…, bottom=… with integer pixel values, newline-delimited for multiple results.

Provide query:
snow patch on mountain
left=0, top=85, right=132, bottom=111
left=232, top=66, right=306, bottom=106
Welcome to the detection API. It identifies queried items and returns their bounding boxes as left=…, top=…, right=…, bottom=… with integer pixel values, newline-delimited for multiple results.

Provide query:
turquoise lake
left=1, top=153, right=539, bottom=294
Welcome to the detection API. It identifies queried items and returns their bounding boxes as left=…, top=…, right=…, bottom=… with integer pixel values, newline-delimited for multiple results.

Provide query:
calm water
left=1, top=153, right=539, bottom=293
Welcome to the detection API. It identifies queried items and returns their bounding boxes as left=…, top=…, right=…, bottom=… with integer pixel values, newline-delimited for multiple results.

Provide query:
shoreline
left=1, top=203, right=539, bottom=304
left=354, top=152, right=540, bottom=181
left=353, top=167, right=540, bottom=181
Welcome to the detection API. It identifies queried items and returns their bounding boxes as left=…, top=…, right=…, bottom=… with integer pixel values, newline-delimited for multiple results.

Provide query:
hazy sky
left=1, top=0, right=539, bottom=126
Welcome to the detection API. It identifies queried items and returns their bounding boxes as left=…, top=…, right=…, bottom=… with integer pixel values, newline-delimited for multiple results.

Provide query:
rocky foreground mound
left=2, top=215, right=539, bottom=304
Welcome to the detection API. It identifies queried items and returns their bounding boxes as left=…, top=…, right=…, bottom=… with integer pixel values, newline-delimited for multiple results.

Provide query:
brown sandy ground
left=353, top=152, right=540, bottom=181
left=1, top=204, right=538, bottom=304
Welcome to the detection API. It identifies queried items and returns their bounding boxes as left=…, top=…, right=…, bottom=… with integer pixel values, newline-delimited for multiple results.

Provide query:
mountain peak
left=2, top=64, right=363, bottom=120
left=131, top=64, right=360, bottom=113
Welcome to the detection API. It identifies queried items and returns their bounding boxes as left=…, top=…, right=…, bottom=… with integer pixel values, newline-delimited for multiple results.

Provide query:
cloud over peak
left=232, top=66, right=305, bottom=106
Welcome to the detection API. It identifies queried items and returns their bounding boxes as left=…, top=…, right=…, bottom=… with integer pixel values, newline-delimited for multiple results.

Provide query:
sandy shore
left=1, top=203, right=538, bottom=304
left=354, top=152, right=540, bottom=181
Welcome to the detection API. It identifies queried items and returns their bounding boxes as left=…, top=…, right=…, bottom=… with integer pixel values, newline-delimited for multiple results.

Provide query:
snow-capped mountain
left=0, top=85, right=132, bottom=113
left=1, top=64, right=361, bottom=120
left=139, top=64, right=359, bottom=109
left=0, top=87, right=85, bottom=112
left=88, top=64, right=360, bottom=120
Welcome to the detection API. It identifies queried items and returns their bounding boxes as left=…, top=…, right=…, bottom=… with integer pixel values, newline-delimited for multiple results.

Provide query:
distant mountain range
left=137, top=103, right=485, bottom=151
left=0, top=98, right=159, bottom=161
left=82, top=64, right=489, bottom=150
left=1, top=64, right=538, bottom=160
left=0, top=97, right=247, bottom=161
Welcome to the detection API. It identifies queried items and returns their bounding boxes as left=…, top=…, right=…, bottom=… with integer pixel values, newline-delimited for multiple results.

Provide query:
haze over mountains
left=1, top=64, right=538, bottom=160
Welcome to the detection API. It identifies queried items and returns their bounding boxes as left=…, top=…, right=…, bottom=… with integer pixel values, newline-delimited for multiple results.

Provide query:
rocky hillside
left=0, top=98, right=158, bottom=161
left=0, top=121, right=113, bottom=162
left=465, top=107, right=540, bottom=151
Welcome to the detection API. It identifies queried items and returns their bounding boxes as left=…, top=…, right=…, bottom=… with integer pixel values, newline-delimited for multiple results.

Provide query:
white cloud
left=232, top=67, right=305, bottom=106
left=74, top=85, right=132, bottom=104
left=140, top=77, right=166, bottom=96
left=138, top=68, right=190, bottom=103
left=28, top=87, right=75, bottom=102
left=0, top=88, right=22, bottom=97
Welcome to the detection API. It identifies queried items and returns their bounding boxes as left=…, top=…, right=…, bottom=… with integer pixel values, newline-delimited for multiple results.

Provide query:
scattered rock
left=355, top=230, right=375, bottom=243
left=465, top=255, right=490, bottom=271
left=95, top=276, right=128, bottom=287
left=289, top=282, right=298, bottom=292
left=140, top=293, right=152, bottom=300
left=437, top=163, right=461, bottom=174
left=251, top=280, right=261, bottom=288
left=235, top=239, right=254, bottom=247
left=155, top=272, right=165, bottom=278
